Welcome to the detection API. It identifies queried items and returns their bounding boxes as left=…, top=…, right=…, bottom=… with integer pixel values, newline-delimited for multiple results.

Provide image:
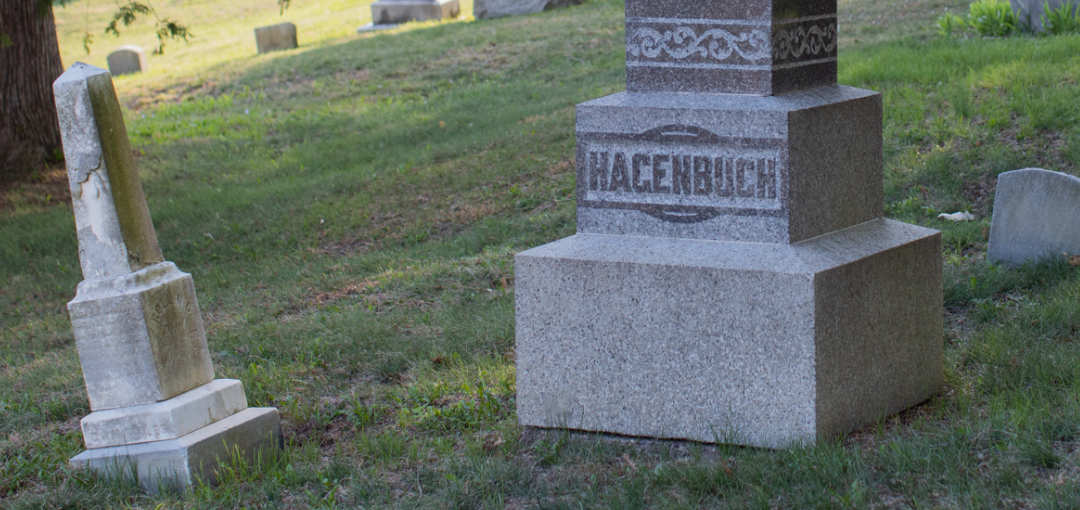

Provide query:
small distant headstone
left=515, top=0, right=943, bottom=448
left=1011, top=0, right=1075, bottom=32
left=106, top=45, right=145, bottom=76
left=474, top=0, right=581, bottom=20
left=254, top=22, right=298, bottom=54
left=54, top=63, right=281, bottom=492
left=989, top=168, right=1080, bottom=265
left=369, top=0, right=460, bottom=25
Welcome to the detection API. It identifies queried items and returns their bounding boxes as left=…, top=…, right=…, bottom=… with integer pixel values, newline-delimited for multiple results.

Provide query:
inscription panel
left=69, top=294, right=163, bottom=410
left=578, top=125, right=787, bottom=224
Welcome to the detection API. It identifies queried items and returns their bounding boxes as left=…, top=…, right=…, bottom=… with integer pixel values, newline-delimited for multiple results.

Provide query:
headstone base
left=370, top=0, right=460, bottom=24
left=70, top=407, right=281, bottom=492
left=80, top=379, right=248, bottom=449
left=515, top=219, right=943, bottom=448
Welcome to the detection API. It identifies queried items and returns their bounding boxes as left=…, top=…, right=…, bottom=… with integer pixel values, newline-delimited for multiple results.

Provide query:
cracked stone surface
left=54, top=63, right=281, bottom=489
left=54, top=62, right=162, bottom=280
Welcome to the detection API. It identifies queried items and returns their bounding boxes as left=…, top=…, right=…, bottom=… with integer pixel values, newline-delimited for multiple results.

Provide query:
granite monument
left=55, top=63, right=280, bottom=491
left=515, top=0, right=944, bottom=448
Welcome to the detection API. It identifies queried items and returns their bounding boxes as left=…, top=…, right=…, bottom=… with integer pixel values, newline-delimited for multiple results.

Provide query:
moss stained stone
left=55, top=63, right=279, bottom=490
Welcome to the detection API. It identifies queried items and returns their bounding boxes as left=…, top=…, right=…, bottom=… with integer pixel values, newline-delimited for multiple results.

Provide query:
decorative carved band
left=625, top=17, right=837, bottom=70
left=773, top=21, right=837, bottom=64
left=627, top=26, right=770, bottom=64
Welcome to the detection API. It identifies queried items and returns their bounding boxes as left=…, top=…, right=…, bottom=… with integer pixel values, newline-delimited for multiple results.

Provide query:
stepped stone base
left=80, top=379, right=248, bottom=449
left=515, top=219, right=943, bottom=448
left=71, top=407, right=280, bottom=492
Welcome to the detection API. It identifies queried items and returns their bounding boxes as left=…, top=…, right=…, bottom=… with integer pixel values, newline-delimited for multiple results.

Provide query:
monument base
left=515, top=219, right=943, bottom=448
left=370, top=0, right=460, bottom=24
left=71, top=407, right=280, bottom=492
left=80, top=379, right=249, bottom=449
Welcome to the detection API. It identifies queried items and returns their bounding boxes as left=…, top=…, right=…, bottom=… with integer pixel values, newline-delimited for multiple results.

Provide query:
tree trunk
left=0, top=0, right=64, bottom=181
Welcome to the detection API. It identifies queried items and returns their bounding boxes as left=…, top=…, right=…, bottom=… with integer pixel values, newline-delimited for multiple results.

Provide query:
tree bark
left=0, top=0, right=64, bottom=180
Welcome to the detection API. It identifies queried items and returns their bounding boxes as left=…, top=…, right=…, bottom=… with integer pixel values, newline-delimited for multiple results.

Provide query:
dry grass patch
left=441, top=43, right=513, bottom=73
left=0, top=164, right=70, bottom=213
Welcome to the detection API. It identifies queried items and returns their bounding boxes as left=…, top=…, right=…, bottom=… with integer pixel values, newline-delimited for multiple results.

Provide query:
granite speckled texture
left=576, top=86, right=882, bottom=243
left=988, top=168, right=1080, bottom=265
left=370, top=0, right=460, bottom=24
left=55, top=63, right=280, bottom=489
left=516, top=220, right=942, bottom=447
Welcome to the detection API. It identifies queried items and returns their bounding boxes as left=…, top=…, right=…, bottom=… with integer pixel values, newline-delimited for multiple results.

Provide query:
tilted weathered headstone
left=106, top=46, right=146, bottom=76
left=515, top=0, right=944, bottom=448
left=254, top=22, right=298, bottom=54
left=369, top=0, right=460, bottom=25
left=989, top=168, right=1080, bottom=265
left=474, top=0, right=581, bottom=20
left=1011, top=0, right=1075, bottom=32
left=55, top=63, right=280, bottom=491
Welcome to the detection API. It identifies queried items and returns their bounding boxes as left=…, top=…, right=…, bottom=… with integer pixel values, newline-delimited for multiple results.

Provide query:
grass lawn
left=3, top=0, right=1080, bottom=507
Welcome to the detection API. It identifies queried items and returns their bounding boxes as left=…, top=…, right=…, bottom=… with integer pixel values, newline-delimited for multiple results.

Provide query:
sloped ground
left=2, top=0, right=1080, bottom=507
